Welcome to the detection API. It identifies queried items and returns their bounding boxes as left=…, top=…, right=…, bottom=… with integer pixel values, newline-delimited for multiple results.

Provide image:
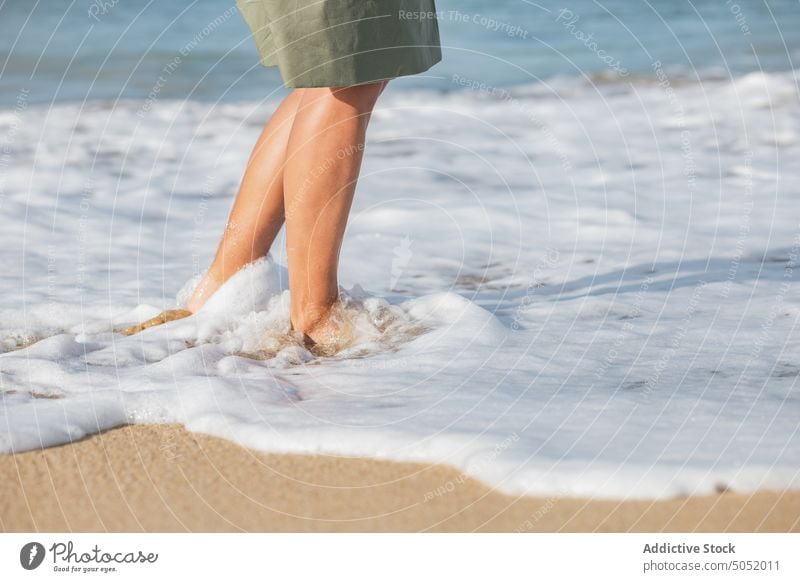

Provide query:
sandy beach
left=1, top=425, right=797, bottom=532
left=3, top=23, right=800, bottom=515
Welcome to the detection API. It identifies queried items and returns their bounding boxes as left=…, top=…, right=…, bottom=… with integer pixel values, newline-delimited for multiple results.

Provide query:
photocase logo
left=19, top=542, right=46, bottom=570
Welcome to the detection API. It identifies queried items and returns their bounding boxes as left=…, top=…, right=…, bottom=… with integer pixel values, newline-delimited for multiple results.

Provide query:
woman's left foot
left=120, top=309, right=193, bottom=336
left=299, top=307, right=354, bottom=356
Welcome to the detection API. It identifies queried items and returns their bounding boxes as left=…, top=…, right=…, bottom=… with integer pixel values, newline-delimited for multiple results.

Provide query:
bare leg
left=283, top=81, right=387, bottom=349
left=185, top=89, right=304, bottom=314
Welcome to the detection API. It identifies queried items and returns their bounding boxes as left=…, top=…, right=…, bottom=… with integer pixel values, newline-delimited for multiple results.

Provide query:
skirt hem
left=266, top=49, right=442, bottom=88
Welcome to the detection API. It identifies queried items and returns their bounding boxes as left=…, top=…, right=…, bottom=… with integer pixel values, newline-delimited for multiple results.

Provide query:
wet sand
left=1, top=425, right=797, bottom=532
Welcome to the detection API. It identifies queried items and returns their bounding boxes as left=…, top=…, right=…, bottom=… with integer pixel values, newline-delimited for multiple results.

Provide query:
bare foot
left=120, top=309, right=193, bottom=336
left=299, top=306, right=354, bottom=357
left=185, top=271, right=222, bottom=315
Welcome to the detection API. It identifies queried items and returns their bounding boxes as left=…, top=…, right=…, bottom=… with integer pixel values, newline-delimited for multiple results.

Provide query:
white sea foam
left=1, top=71, right=799, bottom=499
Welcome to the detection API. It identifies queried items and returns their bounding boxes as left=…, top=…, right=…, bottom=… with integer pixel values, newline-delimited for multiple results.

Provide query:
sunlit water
left=1, top=1, right=799, bottom=499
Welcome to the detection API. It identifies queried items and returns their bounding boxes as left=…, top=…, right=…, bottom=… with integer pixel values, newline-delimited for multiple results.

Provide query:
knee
left=326, top=80, right=388, bottom=111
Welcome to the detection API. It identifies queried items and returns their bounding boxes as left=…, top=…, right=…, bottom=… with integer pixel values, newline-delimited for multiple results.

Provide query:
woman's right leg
left=186, top=89, right=304, bottom=313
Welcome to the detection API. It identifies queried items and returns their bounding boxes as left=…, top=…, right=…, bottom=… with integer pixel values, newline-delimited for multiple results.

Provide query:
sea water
left=0, top=0, right=798, bottom=499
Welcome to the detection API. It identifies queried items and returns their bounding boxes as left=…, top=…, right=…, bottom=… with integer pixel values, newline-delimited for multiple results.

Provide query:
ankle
left=185, top=271, right=223, bottom=314
left=292, top=302, right=354, bottom=356
left=291, top=303, right=334, bottom=336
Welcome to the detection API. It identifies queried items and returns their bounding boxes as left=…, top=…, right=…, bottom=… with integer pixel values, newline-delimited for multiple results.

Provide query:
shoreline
left=1, top=425, right=797, bottom=532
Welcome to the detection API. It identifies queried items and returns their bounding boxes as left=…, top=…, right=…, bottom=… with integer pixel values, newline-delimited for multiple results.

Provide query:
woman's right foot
left=120, top=309, right=193, bottom=336
left=185, top=271, right=223, bottom=314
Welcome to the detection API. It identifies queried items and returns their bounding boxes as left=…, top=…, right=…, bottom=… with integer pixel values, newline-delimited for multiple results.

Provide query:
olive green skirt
left=236, top=0, right=442, bottom=88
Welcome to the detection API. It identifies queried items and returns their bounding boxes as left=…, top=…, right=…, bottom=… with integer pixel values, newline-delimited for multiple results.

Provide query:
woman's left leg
left=282, top=81, right=388, bottom=349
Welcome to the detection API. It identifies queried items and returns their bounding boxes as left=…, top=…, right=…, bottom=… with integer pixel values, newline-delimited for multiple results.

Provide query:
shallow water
left=1, top=66, right=799, bottom=498
left=2, top=0, right=800, bottom=104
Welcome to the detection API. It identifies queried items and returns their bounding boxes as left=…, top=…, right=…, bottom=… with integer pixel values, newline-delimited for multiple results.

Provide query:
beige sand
left=1, top=425, right=798, bottom=532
